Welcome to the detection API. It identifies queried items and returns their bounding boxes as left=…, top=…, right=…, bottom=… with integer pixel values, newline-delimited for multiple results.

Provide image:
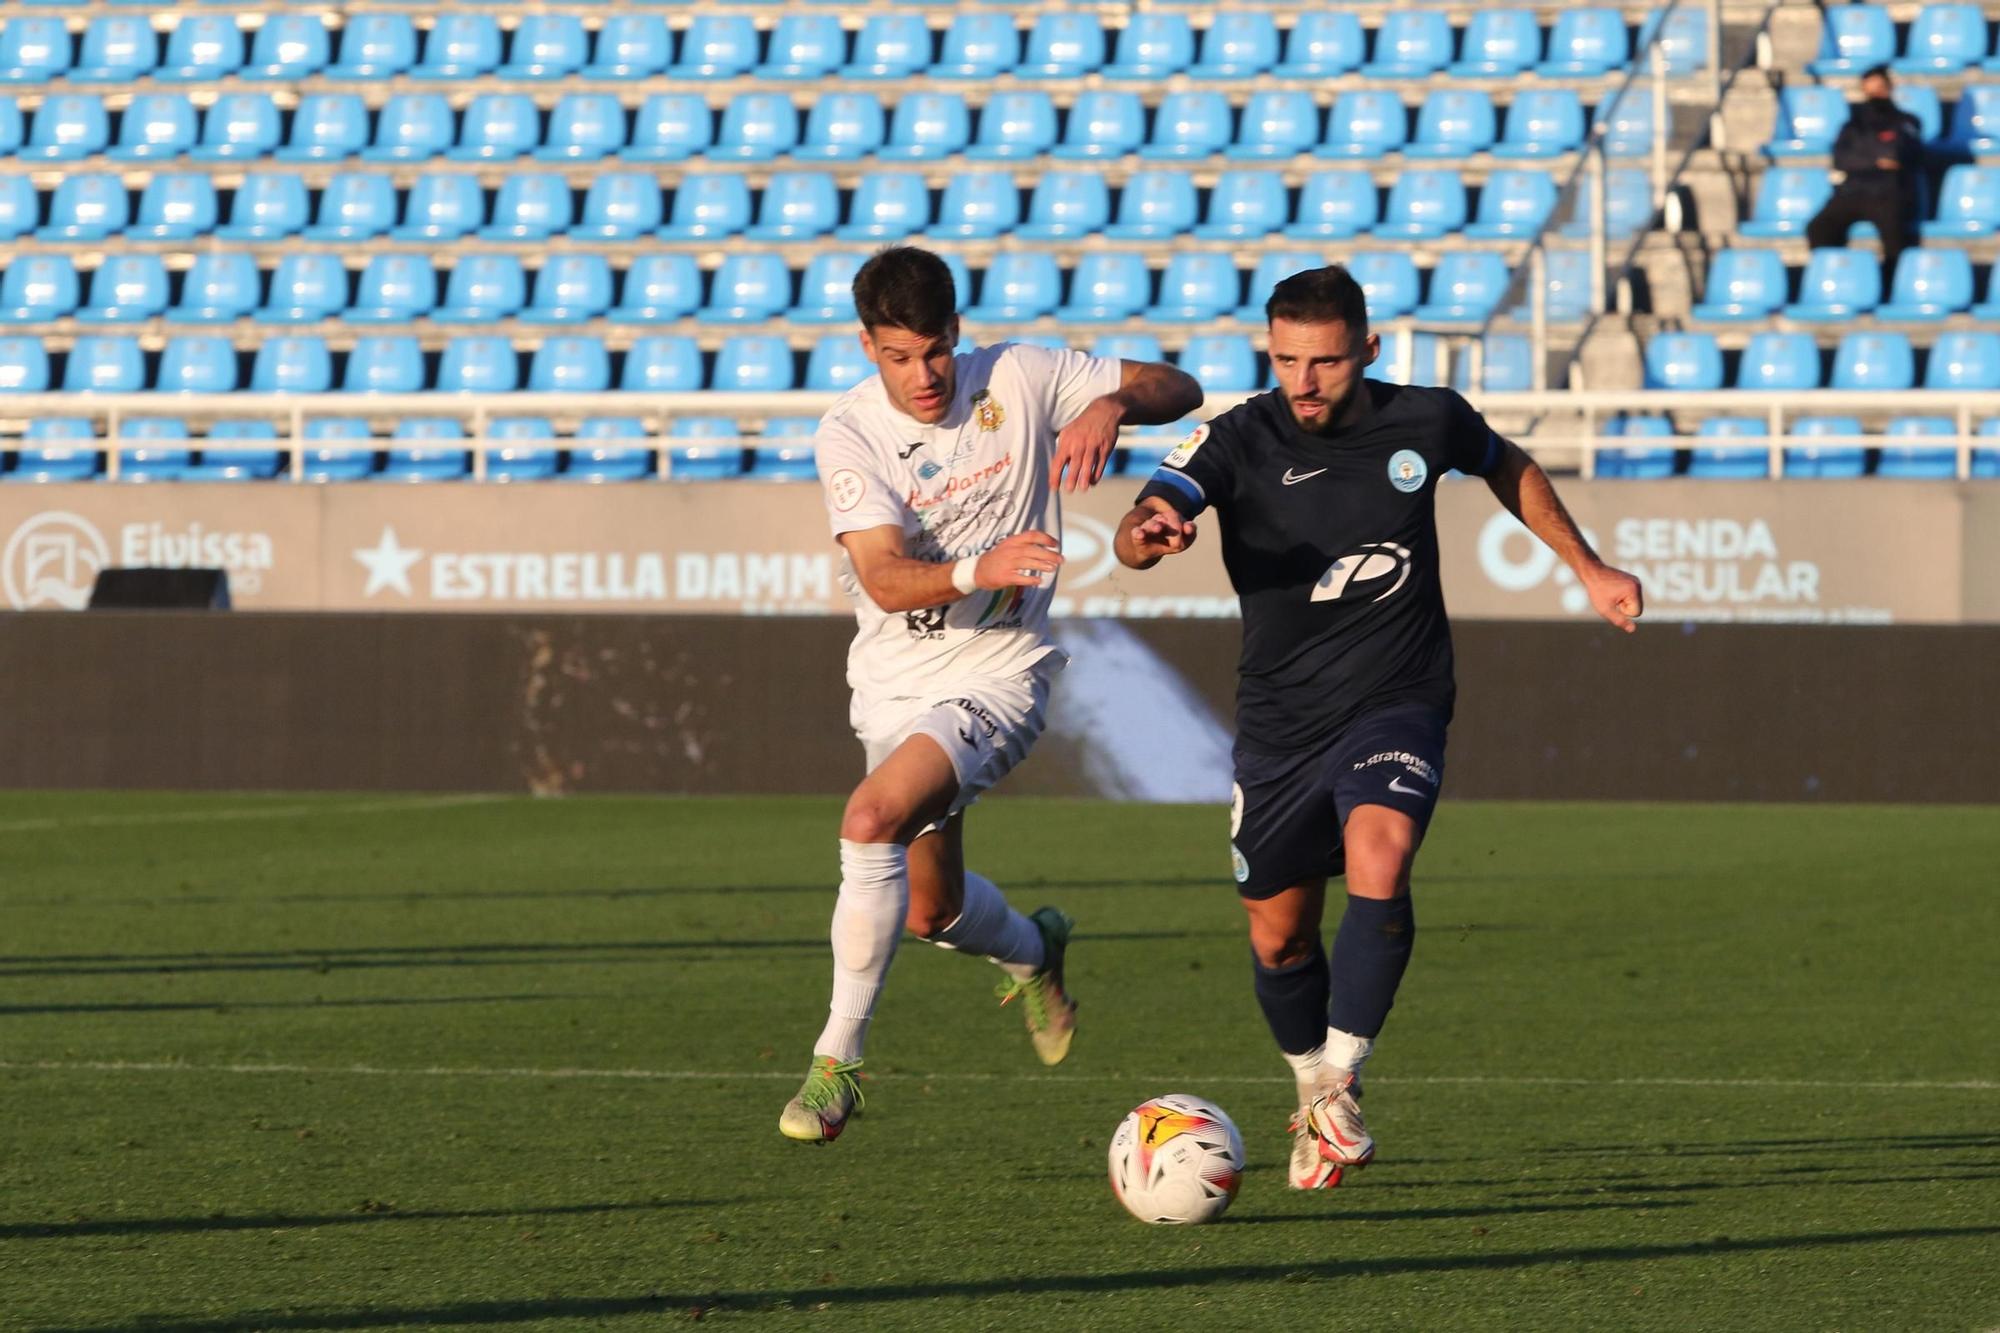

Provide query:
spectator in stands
left=1805, top=65, right=1923, bottom=276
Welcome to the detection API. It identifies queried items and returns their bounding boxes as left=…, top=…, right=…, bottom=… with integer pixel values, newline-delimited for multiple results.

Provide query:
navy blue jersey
left=1136, top=382, right=1502, bottom=754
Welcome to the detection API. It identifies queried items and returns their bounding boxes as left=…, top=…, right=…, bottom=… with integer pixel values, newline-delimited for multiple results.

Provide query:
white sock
left=926, top=871, right=1046, bottom=980
left=812, top=839, right=909, bottom=1064
left=1281, top=1043, right=1326, bottom=1107
left=1324, top=1025, right=1376, bottom=1080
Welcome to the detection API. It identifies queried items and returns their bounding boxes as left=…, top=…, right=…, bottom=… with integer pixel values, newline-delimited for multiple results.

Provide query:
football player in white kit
left=782, top=246, right=1203, bottom=1142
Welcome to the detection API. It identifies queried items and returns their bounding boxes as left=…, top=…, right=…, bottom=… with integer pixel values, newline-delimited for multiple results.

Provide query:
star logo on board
left=353, top=526, right=424, bottom=598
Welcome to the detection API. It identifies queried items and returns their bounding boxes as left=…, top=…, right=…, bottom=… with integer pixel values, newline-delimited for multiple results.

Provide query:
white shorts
left=852, top=653, right=1065, bottom=829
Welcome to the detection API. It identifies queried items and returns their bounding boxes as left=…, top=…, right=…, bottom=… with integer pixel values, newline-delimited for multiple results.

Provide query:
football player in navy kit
left=1113, top=266, right=1643, bottom=1190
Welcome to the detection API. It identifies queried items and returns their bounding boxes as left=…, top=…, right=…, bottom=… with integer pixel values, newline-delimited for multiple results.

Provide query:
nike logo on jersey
left=1281, top=468, right=1328, bottom=486
left=1387, top=776, right=1429, bottom=796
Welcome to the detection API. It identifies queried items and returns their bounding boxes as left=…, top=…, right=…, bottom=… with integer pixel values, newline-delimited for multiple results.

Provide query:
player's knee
left=906, top=900, right=956, bottom=939
left=1246, top=915, right=1317, bottom=970
left=1343, top=826, right=1417, bottom=898
left=839, top=795, right=906, bottom=846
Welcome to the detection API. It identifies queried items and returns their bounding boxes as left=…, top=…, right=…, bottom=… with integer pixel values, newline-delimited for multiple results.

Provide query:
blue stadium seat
left=571, top=173, right=661, bottom=241
left=432, top=337, right=518, bottom=393
left=216, top=172, right=307, bottom=240
left=22, top=95, right=104, bottom=160
left=713, top=335, right=796, bottom=392
left=668, top=15, right=758, bottom=80
left=1196, top=170, right=1288, bottom=238
left=109, top=93, right=196, bottom=162
left=1275, top=12, right=1363, bottom=77
left=1895, top=84, right=1944, bottom=142
left=806, top=333, right=872, bottom=391
left=190, top=92, right=280, bottom=163
left=1057, top=252, right=1153, bottom=322
left=73, top=18, right=155, bottom=83
left=1450, top=10, right=1541, bottom=77
left=1020, top=14, right=1104, bottom=78
left=1592, top=417, right=1675, bottom=480
left=479, top=173, right=572, bottom=240
left=793, top=92, right=886, bottom=162
left=1639, top=6, right=1710, bottom=74
left=245, top=14, right=327, bottom=80
left=1539, top=9, right=1628, bottom=77
left=624, top=95, right=711, bottom=163
left=1017, top=171, right=1110, bottom=239
left=699, top=252, right=793, bottom=323
left=1930, top=165, right=2000, bottom=236
left=328, top=14, right=414, bottom=79
left=1105, top=170, right=1198, bottom=238
left=1320, top=90, right=1407, bottom=158
left=1285, top=170, right=1377, bottom=238
left=277, top=92, right=367, bottom=162
left=0, top=256, right=78, bottom=322
left=63, top=335, right=145, bottom=392
left=306, top=171, right=396, bottom=240
left=0, top=178, right=31, bottom=242
left=1878, top=248, right=1974, bottom=320
left=1364, top=14, right=1450, bottom=79
left=1514, top=248, right=1595, bottom=322
left=1830, top=331, right=1914, bottom=389
left=1924, top=330, right=2000, bottom=389
left=609, top=254, right=699, bottom=323
left=379, top=419, right=469, bottom=484
left=539, top=93, right=626, bottom=163
left=1189, top=11, right=1280, bottom=79
left=484, top=418, right=558, bottom=484
left=838, top=171, right=929, bottom=240
left=1809, top=4, right=1895, bottom=76
left=758, top=14, right=845, bottom=80
left=1091, top=332, right=1164, bottom=363
left=1875, top=416, right=1958, bottom=478
left=168, top=251, right=259, bottom=323
left=936, top=14, right=1018, bottom=80
left=567, top=422, right=655, bottom=484
left=1895, top=3, right=1986, bottom=74
left=0, top=338, right=50, bottom=393
left=527, top=336, right=610, bottom=392
left=1178, top=333, right=1258, bottom=391
left=1230, top=90, right=1319, bottom=160
left=1643, top=332, right=1723, bottom=389
left=660, top=174, right=750, bottom=240
left=792, top=252, right=864, bottom=323
left=1558, top=167, right=1655, bottom=239
left=347, top=254, right=435, bottom=324
left=1765, top=86, right=1847, bottom=158
left=450, top=93, right=539, bottom=162
left=500, top=14, right=586, bottom=79
left=343, top=335, right=424, bottom=393
left=1495, top=90, right=1585, bottom=159
left=1467, top=335, right=1535, bottom=393
left=187, top=421, right=283, bottom=483
left=1786, top=248, right=1881, bottom=322
left=155, top=336, right=238, bottom=393
left=299, top=417, right=373, bottom=482
left=713, top=92, right=799, bottom=161
left=1346, top=252, right=1421, bottom=319
left=1145, top=253, right=1239, bottom=321
left=255, top=253, right=347, bottom=324
left=1235, top=250, right=1321, bottom=320
left=968, top=252, right=1063, bottom=320
left=1690, top=248, right=1788, bottom=322
left=1415, top=252, right=1510, bottom=323
left=412, top=15, right=498, bottom=80
left=251, top=338, right=332, bottom=393
left=12, top=417, right=99, bottom=482
left=1783, top=417, right=1867, bottom=479
left=76, top=254, right=168, bottom=324
left=1407, top=90, right=1497, bottom=159
left=621, top=336, right=704, bottom=391
left=1940, top=86, right=2000, bottom=158
left=1594, top=87, right=1657, bottom=158
left=1738, top=166, right=1833, bottom=238
left=931, top=172, right=1020, bottom=239
left=843, top=14, right=929, bottom=80
left=158, top=15, right=241, bottom=81
left=1735, top=331, right=1821, bottom=389
left=1687, top=418, right=1770, bottom=480
left=519, top=255, right=613, bottom=325
left=38, top=173, right=127, bottom=242
left=0, top=17, right=71, bottom=81
left=390, top=174, right=480, bottom=242
left=131, top=174, right=216, bottom=241
left=965, top=92, right=1057, bottom=161
left=433, top=255, right=524, bottom=322
left=363, top=93, right=453, bottom=163
left=747, top=436, right=819, bottom=483
left=1367, top=332, right=1443, bottom=385
left=662, top=426, right=743, bottom=482
left=1376, top=169, right=1467, bottom=238
left=940, top=253, right=972, bottom=311
left=1105, top=14, right=1194, bottom=80
left=115, top=418, right=195, bottom=482
left=1465, top=169, right=1557, bottom=238
left=1053, top=91, right=1144, bottom=160
left=586, top=15, right=670, bottom=79
left=882, top=93, right=973, bottom=162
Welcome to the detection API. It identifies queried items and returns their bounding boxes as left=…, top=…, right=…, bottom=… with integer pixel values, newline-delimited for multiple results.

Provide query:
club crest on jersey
left=972, top=389, right=1005, bottom=433
left=1164, top=424, right=1210, bottom=470
left=1388, top=449, right=1429, bottom=493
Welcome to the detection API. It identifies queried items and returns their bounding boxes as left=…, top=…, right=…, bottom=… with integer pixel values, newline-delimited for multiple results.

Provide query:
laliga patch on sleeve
left=828, top=468, right=866, bottom=513
left=1163, top=423, right=1210, bottom=470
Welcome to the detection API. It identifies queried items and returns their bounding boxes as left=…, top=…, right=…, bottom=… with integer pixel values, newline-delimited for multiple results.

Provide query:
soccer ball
left=1107, top=1094, right=1245, bottom=1225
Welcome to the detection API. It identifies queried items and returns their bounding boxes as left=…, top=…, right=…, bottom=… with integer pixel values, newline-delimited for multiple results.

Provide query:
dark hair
left=1861, top=63, right=1893, bottom=85
left=853, top=246, right=958, bottom=337
left=1265, top=265, right=1370, bottom=333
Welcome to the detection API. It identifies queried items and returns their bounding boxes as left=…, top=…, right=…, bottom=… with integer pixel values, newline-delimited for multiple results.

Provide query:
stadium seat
left=698, top=253, right=793, bottom=323
left=844, top=14, right=930, bottom=80
left=1189, top=12, right=1280, bottom=79
left=747, top=437, right=819, bottom=483
left=1053, top=91, right=1145, bottom=160
left=1146, top=253, right=1240, bottom=321
left=1517, top=248, right=1596, bottom=322
left=187, top=421, right=283, bottom=483
left=806, top=334, right=871, bottom=391
left=1641, top=7, right=1710, bottom=74
left=1275, top=12, right=1364, bottom=77
left=1594, top=87, right=1657, bottom=158
left=838, top=172, right=930, bottom=239
left=1285, top=170, right=1378, bottom=238
left=527, top=336, right=610, bottom=392
left=792, top=252, right=865, bottom=323
left=1786, top=248, right=1882, bottom=322
left=1735, top=331, right=1821, bottom=390
left=1091, top=333, right=1164, bottom=363
left=278, top=93, right=367, bottom=162
left=73, top=18, right=155, bottom=83
left=624, top=95, right=711, bottom=163
left=76, top=254, right=168, bottom=324
left=483, top=418, right=558, bottom=483
left=1894, top=84, right=1943, bottom=141
left=0, top=338, right=50, bottom=393
left=0, top=256, right=78, bottom=323
left=479, top=173, right=572, bottom=241
left=1690, top=248, right=1788, bottom=322
left=342, top=335, right=423, bottom=394
left=1875, top=416, right=1959, bottom=478
left=1450, top=10, right=1541, bottom=77
left=664, top=428, right=743, bottom=483
left=539, top=94, right=626, bottom=163
left=879, top=93, right=972, bottom=162
left=131, top=174, right=216, bottom=241
left=380, top=419, right=469, bottom=484
left=1783, top=416, right=1867, bottom=478
left=1687, top=418, right=1771, bottom=479
left=1105, top=171, right=1198, bottom=238
left=568, top=417, right=652, bottom=483
left=1830, top=331, right=1915, bottom=389
left=1230, top=90, right=1320, bottom=160
left=1930, top=165, right=2000, bottom=236
left=1738, top=167, right=1834, bottom=238
left=660, top=174, right=750, bottom=240
left=1236, top=250, right=1323, bottom=321
left=520, top=255, right=613, bottom=325
left=1765, top=86, right=1848, bottom=158
left=1494, top=91, right=1585, bottom=159
left=608, top=254, right=700, bottom=323
left=1020, top=14, right=1104, bottom=78
left=1923, top=330, right=2000, bottom=389
left=166, top=251, right=259, bottom=324
left=965, top=92, right=1057, bottom=161
left=935, top=13, right=1019, bottom=80
left=37, top=173, right=127, bottom=242
left=412, top=14, right=499, bottom=80
left=586, top=15, right=670, bottom=79
left=1940, top=87, right=2000, bottom=158
left=621, top=336, right=704, bottom=391
left=1320, top=90, right=1407, bottom=158
left=789, top=92, right=885, bottom=163
left=22, top=95, right=106, bottom=161
left=1365, top=12, right=1453, bottom=78
left=1592, top=416, right=1675, bottom=480
left=1466, top=170, right=1557, bottom=239
left=114, top=417, right=195, bottom=482
left=191, top=93, right=280, bottom=163
left=713, top=92, right=799, bottom=161
left=713, top=335, right=796, bottom=392
left=329, top=14, right=416, bottom=79
left=1105, top=13, right=1194, bottom=80
left=1376, top=169, right=1467, bottom=238
left=109, top=93, right=197, bottom=162
left=431, top=336, right=518, bottom=394
left=1016, top=171, right=1110, bottom=239
left=1368, top=332, right=1443, bottom=385
left=346, top=254, right=435, bottom=324
left=968, top=252, right=1063, bottom=320
left=358, top=93, right=450, bottom=163
left=1809, top=4, right=1896, bottom=76
left=246, top=15, right=327, bottom=81
left=669, top=14, right=757, bottom=80
left=158, top=15, right=241, bottom=81
left=1178, top=333, right=1258, bottom=391
left=152, top=336, right=237, bottom=395
left=63, top=335, right=145, bottom=392
left=256, top=253, right=348, bottom=324
left=1415, top=252, right=1510, bottom=323
left=1877, top=248, right=1974, bottom=320
left=1057, top=252, right=1152, bottom=322
left=1558, top=167, right=1655, bottom=239
left=1539, top=9, right=1629, bottom=77
left=306, top=172, right=396, bottom=241
left=386, top=174, right=478, bottom=242
left=216, top=172, right=308, bottom=240
left=434, top=255, right=525, bottom=323
left=0, top=178, right=31, bottom=243
left=299, top=417, right=374, bottom=482
left=1346, top=252, right=1421, bottom=319
left=930, top=172, right=1020, bottom=239
left=449, top=93, right=539, bottom=162
left=569, top=173, right=660, bottom=241
left=500, top=14, right=587, bottom=80
left=1643, top=332, right=1723, bottom=389
left=748, top=14, right=840, bottom=82
left=1895, top=4, right=1986, bottom=74
left=1407, top=91, right=1497, bottom=159
left=1196, top=170, right=1289, bottom=238
left=0, top=16, right=71, bottom=81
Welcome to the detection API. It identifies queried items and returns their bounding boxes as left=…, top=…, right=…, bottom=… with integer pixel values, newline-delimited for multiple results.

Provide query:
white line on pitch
left=0, top=795, right=505, bottom=834
left=0, top=1060, right=1991, bottom=1093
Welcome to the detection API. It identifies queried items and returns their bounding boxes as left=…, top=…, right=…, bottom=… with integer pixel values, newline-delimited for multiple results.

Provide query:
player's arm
left=838, top=524, right=1063, bottom=614
left=1483, top=438, right=1645, bottom=633
left=1053, top=360, right=1205, bottom=494
left=1113, top=497, right=1198, bottom=571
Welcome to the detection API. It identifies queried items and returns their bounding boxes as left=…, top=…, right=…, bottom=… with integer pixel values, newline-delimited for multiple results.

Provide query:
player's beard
left=1282, top=381, right=1361, bottom=437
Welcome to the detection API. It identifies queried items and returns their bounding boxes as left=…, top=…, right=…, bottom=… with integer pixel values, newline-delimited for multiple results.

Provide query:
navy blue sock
left=1252, top=944, right=1330, bottom=1056
left=1326, top=894, right=1416, bottom=1038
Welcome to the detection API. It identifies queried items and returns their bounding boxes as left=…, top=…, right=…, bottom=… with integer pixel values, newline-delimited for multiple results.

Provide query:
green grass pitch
left=2, top=793, right=1996, bottom=1331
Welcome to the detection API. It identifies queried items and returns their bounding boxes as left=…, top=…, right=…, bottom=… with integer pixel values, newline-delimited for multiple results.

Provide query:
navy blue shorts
left=1228, top=706, right=1449, bottom=900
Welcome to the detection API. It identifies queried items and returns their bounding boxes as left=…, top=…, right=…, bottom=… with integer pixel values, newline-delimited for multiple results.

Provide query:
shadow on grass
left=1528, top=1131, right=2000, bottom=1159
left=2, top=1198, right=732, bottom=1242
left=0, top=994, right=590, bottom=1017
left=31, top=1223, right=2000, bottom=1332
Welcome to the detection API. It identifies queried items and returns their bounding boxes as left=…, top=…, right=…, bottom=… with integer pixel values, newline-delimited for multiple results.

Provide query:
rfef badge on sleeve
left=1163, top=423, right=1209, bottom=470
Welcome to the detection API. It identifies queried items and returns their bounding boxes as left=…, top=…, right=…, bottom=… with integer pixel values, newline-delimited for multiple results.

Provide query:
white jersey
left=815, top=341, right=1123, bottom=704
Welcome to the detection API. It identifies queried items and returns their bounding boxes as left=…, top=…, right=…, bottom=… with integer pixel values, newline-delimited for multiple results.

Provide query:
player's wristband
left=950, top=556, right=979, bottom=596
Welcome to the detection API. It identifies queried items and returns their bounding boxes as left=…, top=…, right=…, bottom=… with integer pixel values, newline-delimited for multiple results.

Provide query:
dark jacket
left=1831, top=98, right=1923, bottom=197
